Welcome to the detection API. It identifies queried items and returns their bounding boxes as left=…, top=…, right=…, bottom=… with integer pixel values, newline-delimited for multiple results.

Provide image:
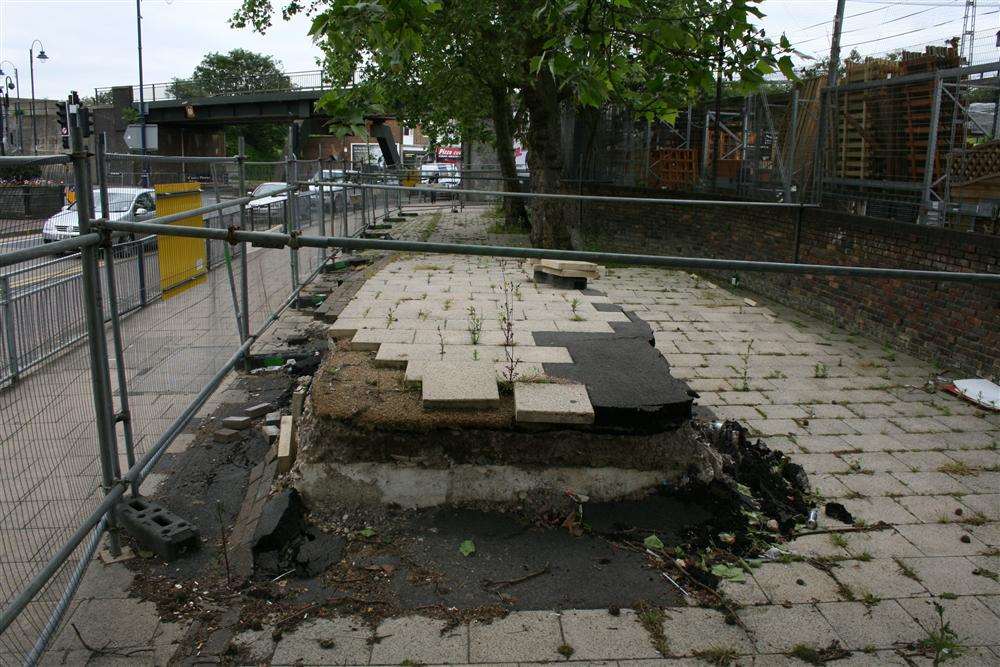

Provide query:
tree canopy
left=169, top=49, right=290, bottom=161
left=233, top=0, right=792, bottom=246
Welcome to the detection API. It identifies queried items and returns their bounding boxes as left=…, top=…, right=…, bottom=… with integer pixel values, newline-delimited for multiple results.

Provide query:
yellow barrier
left=153, top=183, right=206, bottom=297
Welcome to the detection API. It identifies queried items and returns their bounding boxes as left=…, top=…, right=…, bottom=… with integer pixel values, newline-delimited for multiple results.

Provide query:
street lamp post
left=29, top=40, right=48, bottom=155
left=136, top=0, right=149, bottom=185
left=0, top=61, right=21, bottom=154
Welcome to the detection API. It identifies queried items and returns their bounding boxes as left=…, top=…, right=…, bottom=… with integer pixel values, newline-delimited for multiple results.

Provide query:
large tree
left=169, top=49, right=291, bottom=161
left=234, top=0, right=791, bottom=247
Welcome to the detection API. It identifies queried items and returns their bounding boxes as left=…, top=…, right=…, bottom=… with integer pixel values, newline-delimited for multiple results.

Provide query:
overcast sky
left=1, top=0, right=995, bottom=101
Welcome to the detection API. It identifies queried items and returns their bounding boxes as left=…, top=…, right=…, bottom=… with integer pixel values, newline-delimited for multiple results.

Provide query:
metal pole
left=812, top=0, right=847, bottom=204
left=29, top=50, right=37, bottom=155
left=920, top=74, right=945, bottom=224
left=342, top=182, right=349, bottom=237
left=793, top=204, right=804, bottom=263
left=700, top=111, right=711, bottom=181
left=319, top=183, right=326, bottom=263
left=286, top=127, right=300, bottom=290
left=69, top=97, right=122, bottom=556
left=237, top=136, right=250, bottom=341
left=786, top=86, right=799, bottom=202
left=711, top=35, right=724, bottom=189
left=0, top=274, right=19, bottom=383
left=136, top=0, right=149, bottom=186
left=97, top=132, right=138, bottom=484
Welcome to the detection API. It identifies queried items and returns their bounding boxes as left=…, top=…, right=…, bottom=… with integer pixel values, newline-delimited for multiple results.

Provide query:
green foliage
left=234, top=0, right=792, bottom=242
left=919, top=602, right=966, bottom=665
left=644, top=534, right=665, bottom=551
left=459, top=539, right=476, bottom=556
left=169, top=49, right=290, bottom=161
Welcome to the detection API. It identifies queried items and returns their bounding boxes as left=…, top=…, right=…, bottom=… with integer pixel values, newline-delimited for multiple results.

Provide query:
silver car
left=42, top=187, right=156, bottom=243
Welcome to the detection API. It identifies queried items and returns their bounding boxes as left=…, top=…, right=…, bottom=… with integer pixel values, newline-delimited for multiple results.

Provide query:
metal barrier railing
left=1, top=122, right=998, bottom=665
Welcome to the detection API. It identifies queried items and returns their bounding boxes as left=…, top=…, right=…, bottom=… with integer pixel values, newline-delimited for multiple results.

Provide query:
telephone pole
left=811, top=0, right=847, bottom=203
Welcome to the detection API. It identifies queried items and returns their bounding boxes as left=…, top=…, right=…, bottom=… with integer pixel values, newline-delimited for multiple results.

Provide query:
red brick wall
left=572, top=186, right=1000, bottom=378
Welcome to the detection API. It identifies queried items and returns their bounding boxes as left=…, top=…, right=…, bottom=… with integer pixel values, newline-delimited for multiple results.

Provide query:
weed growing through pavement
left=692, top=646, right=740, bottom=666
left=467, top=306, right=483, bottom=345
left=569, top=297, right=585, bottom=321
left=918, top=602, right=966, bottom=665
left=635, top=603, right=669, bottom=656
left=436, top=325, right=445, bottom=358
left=496, top=260, right=521, bottom=386
left=737, top=340, right=754, bottom=391
left=814, top=362, right=828, bottom=378
left=385, top=305, right=398, bottom=329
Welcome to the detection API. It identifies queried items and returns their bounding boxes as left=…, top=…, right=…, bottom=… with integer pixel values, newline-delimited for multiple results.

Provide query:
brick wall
left=571, top=186, right=1000, bottom=378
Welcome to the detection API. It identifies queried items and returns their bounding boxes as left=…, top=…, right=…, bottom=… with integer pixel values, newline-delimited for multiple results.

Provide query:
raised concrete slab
left=406, top=359, right=547, bottom=387
left=515, top=382, right=594, bottom=425
left=422, top=360, right=500, bottom=409
left=349, top=327, right=416, bottom=351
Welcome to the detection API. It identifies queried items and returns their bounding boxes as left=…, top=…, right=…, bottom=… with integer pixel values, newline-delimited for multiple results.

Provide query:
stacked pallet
left=650, top=148, right=698, bottom=189
left=898, top=48, right=962, bottom=184
left=835, top=60, right=899, bottom=180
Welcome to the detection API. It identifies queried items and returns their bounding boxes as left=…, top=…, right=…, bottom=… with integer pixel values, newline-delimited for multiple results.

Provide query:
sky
left=1, top=0, right=998, bottom=101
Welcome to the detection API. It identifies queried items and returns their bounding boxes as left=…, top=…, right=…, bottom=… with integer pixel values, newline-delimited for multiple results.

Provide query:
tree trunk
left=522, top=71, right=572, bottom=249
left=489, top=88, right=529, bottom=230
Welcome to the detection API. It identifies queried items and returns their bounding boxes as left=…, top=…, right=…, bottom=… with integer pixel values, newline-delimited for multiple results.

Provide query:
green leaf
left=359, top=527, right=375, bottom=538
left=711, top=564, right=747, bottom=583
left=459, top=539, right=476, bottom=557
left=644, top=534, right=665, bottom=551
left=778, top=55, right=797, bottom=81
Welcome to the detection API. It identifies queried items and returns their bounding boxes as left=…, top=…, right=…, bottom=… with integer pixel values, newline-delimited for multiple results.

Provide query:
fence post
left=69, top=98, right=122, bottom=556
left=920, top=74, right=944, bottom=224
left=343, top=183, right=349, bottom=237
left=793, top=203, right=804, bottom=263
left=97, top=132, right=139, bottom=483
left=237, top=136, right=250, bottom=342
left=285, top=129, right=300, bottom=290
left=0, top=274, right=19, bottom=384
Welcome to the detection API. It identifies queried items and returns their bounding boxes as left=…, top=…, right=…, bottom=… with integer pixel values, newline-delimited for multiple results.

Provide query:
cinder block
left=245, top=403, right=272, bottom=418
left=263, top=425, right=280, bottom=441
left=116, top=496, right=199, bottom=561
left=222, top=415, right=252, bottom=431
left=214, top=428, right=241, bottom=443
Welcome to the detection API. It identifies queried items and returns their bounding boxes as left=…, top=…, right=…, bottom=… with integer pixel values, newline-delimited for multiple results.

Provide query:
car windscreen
left=68, top=191, right=134, bottom=213
left=253, top=184, right=287, bottom=198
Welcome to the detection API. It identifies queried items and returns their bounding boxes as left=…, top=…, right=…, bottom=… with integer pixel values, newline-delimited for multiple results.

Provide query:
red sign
left=436, top=146, right=462, bottom=161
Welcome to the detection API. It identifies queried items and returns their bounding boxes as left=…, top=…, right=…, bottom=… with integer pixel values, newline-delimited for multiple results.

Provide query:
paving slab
left=270, top=617, right=370, bottom=666
left=369, top=616, right=467, bottom=665
left=468, top=610, right=562, bottom=663
left=422, top=360, right=500, bottom=409
left=817, top=600, right=926, bottom=650
left=659, top=607, right=754, bottom=656
left=514, top=382, right=594, bottom=425
left=559, top=609, right=662, bottom=660
left=738, top=604, right=841, bottom=653
left=897, top=595, right=1000, bottom=646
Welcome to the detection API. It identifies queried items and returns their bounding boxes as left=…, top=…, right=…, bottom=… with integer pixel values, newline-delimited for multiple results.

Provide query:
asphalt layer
left=535, top=312, right=694, bottom=431
left=377, top=497, right=706, bottom=610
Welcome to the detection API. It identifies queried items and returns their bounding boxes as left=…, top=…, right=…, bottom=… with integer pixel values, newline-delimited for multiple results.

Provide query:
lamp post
left=29, top=40, right=48, bottom=155
left=136, top=0, right=149, bottom=185
left=0, top=61, right=21, bottom=154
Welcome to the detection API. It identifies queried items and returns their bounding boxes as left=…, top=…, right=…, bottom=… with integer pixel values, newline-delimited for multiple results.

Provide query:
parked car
left=42, top=187, right=156, bottom=243
left=308, top=170, right=349, bottom=209
left=247, top=182, right=290, bottom=210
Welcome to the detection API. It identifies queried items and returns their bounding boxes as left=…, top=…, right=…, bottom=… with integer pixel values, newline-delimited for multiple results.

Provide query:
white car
left=247, top=182, right=290, bottom=210
left=42, top=187, right=156, bottom=243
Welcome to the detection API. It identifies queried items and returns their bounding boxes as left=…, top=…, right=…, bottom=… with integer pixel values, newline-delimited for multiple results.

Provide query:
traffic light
left=78, top=106, right=94, bottom=138
left=55, top=101, right=69, bottom=149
